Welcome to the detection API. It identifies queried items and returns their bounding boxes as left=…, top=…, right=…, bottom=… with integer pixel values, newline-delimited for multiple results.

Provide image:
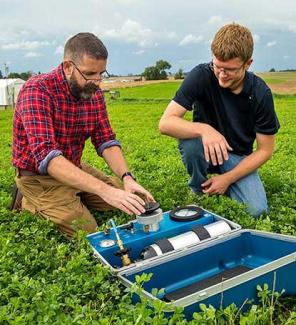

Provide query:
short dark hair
left=64, top=32, right=108, bottom=62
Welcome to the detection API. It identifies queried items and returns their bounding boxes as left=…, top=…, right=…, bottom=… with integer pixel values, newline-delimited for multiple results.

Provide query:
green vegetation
left=1, top=84, right=296, bottom=323
left=142, top=60, right=172, bottom=80
left=112, top=82, right=181, bottom=100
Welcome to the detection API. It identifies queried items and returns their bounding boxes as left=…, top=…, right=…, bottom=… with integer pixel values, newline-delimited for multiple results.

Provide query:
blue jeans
left=178, top=138, right=268, bottom=218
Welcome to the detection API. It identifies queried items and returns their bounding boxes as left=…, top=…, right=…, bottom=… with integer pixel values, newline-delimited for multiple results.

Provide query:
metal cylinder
left=139, top=220, right=231, bottom=260
left=136, top=208, right=163, bottom=232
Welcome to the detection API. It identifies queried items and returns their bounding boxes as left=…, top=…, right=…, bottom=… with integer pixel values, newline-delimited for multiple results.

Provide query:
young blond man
left=159, top=23, right=279, bottom=217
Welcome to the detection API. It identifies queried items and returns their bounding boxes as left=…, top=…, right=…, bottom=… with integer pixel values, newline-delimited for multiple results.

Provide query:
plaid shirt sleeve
left=17, top=85, right=61, bottom=172
left=91, top=95, right=121, bottom=155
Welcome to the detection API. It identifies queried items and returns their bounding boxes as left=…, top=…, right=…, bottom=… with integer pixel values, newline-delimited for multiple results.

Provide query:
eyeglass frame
left=210, top=60, right=246, bottom=76
left=69, top=60, right=110, bottom=82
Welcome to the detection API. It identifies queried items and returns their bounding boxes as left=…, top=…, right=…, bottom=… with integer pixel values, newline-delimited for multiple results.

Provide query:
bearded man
left=12, top=32, right=154, bottom=236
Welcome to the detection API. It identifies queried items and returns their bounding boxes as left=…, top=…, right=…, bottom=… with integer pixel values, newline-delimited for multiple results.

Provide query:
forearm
left=159, top=115, right=208, bottom=139
left=224, top=149, right=272, bottom=184
left=47, top=155, right=108, bottom=196
left=102, top=146, right=129, bottom=178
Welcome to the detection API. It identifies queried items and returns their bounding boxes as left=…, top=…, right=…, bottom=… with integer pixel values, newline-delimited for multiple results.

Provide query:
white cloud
left=2, top=40, right=52, bottom=50
left=103, top=20, right=155, bottom=47
left=25, top=51, right=42, bottom=58
left=179, top=34, right=204, bottom=46
left=133, top=49, right=145, bottom=55
left=266, top=40, right=276, bottom=47
left=208, top=16, right=223, bottom=24
left=283, top=55, right=289, bottom=59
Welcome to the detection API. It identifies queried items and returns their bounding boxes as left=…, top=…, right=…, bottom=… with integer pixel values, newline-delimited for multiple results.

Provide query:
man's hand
left=201, top=174, right=232, bottom=195
left=123, top=177, right=155, bottom=202
left=100, top=186, right=147, bottom=215
left=201, top=125, right=233, bottom=165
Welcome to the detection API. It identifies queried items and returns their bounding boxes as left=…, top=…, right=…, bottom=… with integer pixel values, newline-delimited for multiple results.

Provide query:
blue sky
left=0, top=0, right=295, bottom=75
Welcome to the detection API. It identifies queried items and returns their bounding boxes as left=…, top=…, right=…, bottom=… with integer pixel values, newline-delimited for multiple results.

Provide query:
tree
left=142, top=60, right=171, bottom=80
left=269, top=68, right=276, bottom=72
left=0, top=70, right=3, bottom=79
left=142, top=66, right=160, bottom=80
left=174, top=68, right=184, bottom=80
left=8, top=71, right=33, bottom=80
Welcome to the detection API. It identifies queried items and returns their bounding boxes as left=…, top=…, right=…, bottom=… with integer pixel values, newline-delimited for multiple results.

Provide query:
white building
left=0, top=78, right=25, bottom=108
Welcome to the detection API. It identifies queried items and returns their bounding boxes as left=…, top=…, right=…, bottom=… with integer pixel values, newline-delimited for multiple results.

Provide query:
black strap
left=192, top=225, right=211, bottom=241
left=163, top=265, right=251, bottom=302
left=155, top=238, right=174, bottom=254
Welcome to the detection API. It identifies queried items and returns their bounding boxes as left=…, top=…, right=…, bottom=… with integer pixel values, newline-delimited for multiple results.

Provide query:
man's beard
left=68, top=75, right=100, bottom=100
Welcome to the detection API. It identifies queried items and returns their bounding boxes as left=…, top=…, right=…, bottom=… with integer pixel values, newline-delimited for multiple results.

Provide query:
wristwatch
left=121, top=171, right=136, bottom=181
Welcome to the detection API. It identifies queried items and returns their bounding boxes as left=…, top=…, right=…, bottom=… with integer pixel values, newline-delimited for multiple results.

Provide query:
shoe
left=9, top=183, right=23, bottom=212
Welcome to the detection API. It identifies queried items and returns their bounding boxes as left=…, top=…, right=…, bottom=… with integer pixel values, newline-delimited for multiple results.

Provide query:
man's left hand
left=201, top=174, right=232, bottom=195
left=123, top=177, right=155, bottom=202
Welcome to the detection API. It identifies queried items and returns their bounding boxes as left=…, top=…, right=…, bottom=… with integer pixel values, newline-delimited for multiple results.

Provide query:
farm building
left=0, top=78, right=25, bottom=108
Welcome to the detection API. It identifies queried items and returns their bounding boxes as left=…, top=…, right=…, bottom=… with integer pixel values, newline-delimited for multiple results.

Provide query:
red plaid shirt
left=12, top=64, right=118, bottom=174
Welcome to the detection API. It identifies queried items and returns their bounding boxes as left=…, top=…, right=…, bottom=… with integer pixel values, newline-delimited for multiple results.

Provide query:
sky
left=0, top=0, right=295, bottom=76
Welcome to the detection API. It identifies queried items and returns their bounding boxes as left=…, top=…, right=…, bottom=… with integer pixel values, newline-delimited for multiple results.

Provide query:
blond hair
left=211, top=23, right=253, bottom=62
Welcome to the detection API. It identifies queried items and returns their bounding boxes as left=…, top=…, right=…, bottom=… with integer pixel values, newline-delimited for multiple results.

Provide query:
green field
left=114, top=81, right=181, bottom=99
left=257, top=71, right=296, bottom=85
left=1, top=84, right=296, bottom=323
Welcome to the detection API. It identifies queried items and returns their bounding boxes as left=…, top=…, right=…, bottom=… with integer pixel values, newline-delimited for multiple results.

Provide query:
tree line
left=142, top=60, right=184, bottom=80
left=0, top=70, right=34, bottom=81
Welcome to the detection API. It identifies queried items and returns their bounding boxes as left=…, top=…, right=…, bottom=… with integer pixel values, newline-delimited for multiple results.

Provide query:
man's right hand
left=100, top=186, right=146, bottom=215
left=201, top=124, right=233, bottom=165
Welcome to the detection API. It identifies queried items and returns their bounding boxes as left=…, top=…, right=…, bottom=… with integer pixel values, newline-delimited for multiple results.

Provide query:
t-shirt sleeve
left=255, top=89, right=280, bottom=135
left=173, top=65, right=207, bottom=111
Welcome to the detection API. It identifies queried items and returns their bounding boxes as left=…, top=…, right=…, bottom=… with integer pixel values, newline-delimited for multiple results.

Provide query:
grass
left=1, top=83, right=296, bottom=323
left=110, top=81, right=181, bottom=100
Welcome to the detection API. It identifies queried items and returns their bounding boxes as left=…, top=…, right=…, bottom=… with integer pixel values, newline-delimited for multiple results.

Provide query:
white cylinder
left=140, top=220, right=232, bottom=260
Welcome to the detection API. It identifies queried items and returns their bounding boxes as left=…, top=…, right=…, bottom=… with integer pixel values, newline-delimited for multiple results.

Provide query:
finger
left=202, top=187, right=214, bottom=194
left=214, top=143, right=223, bottom=165
left=225, top=141, right=233, bottom=151
left=137, top=190, right=155, bottom=202
left=204, top=145, right=210, bottom=163
left=220, top=142, right=229, bottom=161
left=122, top=199, right=144, bottom=215
left=118, top=203, right=134, bottom=215
left=201, top=179, right=211, bottom=187
left=203, top=187, right=217, bottom=195
left=209, top=145, right=217, bottom=166
left=128, top=193, right=146, bottom=206
left=126, top=195, right=146, bottom=214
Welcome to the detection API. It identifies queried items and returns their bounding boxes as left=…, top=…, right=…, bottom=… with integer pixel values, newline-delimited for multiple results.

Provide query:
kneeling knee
left=179, top=138, right=204, bottom=161
left=247, top=203, right=268, bottom=219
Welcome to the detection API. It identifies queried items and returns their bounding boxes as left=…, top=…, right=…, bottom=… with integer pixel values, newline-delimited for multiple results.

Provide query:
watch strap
left=121, top=171, right=136, bottom=181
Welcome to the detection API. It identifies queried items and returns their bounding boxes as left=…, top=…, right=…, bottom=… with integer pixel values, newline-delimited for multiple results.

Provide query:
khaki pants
left=15, top=163, right=122, bottom=237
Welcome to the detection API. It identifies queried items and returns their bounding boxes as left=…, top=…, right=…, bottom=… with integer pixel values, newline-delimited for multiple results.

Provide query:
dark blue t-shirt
left=173, top=63, right=280, bottom=156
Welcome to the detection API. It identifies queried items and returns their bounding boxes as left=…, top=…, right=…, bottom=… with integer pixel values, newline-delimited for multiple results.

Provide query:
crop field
left=102, top=71, right=296, bottom=96
left=1, top=82, right=296, bottom=323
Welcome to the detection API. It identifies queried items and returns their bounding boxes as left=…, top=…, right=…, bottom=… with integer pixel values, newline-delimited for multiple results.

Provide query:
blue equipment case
left=87, top=207, right=296, bottom=319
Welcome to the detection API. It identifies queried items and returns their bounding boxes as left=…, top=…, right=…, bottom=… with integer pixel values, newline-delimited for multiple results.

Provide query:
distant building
left=0, top=78, right=25, bottom=109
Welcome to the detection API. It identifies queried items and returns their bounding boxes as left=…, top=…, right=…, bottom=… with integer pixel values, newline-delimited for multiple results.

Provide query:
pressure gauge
left=99, top=239, right=116, bottom=248
left=169, top=205, right=203, bottom=222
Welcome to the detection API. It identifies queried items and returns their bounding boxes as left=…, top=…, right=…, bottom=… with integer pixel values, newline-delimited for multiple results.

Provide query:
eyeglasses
left=210, top=61, right=245, bottom=76
left=70, top=61, right=110, bottom=82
